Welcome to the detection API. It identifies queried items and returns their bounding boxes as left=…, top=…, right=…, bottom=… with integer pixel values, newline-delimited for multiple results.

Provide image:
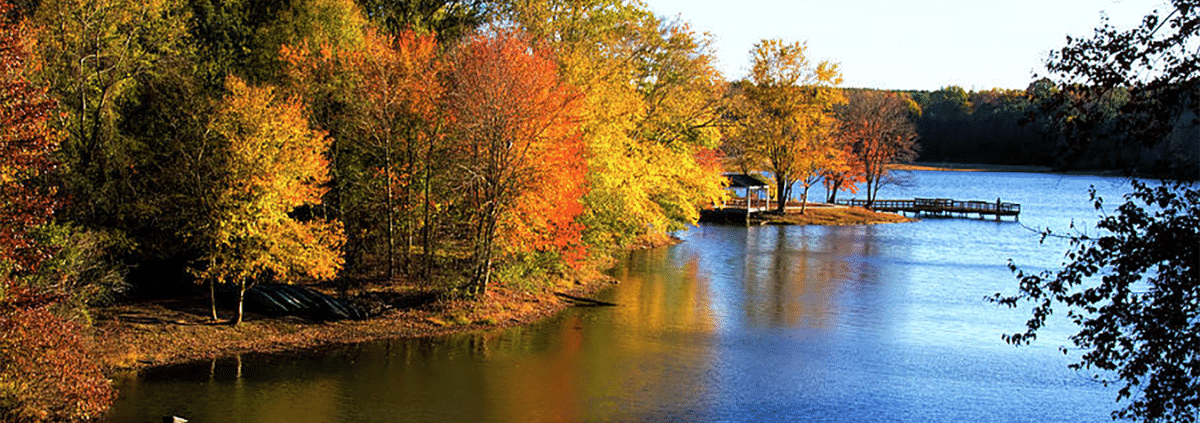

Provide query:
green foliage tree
left=911, top=85, right=1051, bottom=167
left=991, top=1, right=1200, bottom=421
left=282, top=28, right=449, bottom=282
left=33, top=0, right=190, bottom=223
left=357, top=0, right=490, bottom=42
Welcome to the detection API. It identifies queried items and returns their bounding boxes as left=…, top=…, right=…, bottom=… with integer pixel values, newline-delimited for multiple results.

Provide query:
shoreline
left=894, top=162, right=1055, bottom=173
left=752, top=204, right=914, bottom=225
left=91, top=210, right=907, bottom=394
left=92, top=276, right=619, bottom=377
left=92, top=207, right=905, bottom=378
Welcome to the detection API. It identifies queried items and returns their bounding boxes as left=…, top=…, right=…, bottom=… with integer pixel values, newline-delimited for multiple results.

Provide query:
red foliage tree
left=0, top=1, right=115, bottom=420
left=820, top=142, right=865, bottom=204
left=0, top=306, right=114, bottom=422
left=446, top=29, right=587, bottom=295
left=0, top=0, right=57, bottom=283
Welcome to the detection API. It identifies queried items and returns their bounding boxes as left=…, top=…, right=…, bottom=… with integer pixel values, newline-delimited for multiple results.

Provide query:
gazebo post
left=745, top=186, right=752, bottom=224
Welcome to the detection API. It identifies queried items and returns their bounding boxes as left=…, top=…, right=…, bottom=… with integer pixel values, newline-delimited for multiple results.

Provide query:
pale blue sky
left=642, top=0, right=1167, bottom=91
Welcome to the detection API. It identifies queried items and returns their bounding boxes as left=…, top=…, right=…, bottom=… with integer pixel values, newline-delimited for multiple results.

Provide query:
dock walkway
left=836, top=198, right=1020, bottom=220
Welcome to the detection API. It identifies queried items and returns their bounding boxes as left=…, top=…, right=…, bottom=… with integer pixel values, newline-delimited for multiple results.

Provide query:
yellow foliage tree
left=732, top=39, right=844, bottom=214
left=194, top=76, right=343, bottom=325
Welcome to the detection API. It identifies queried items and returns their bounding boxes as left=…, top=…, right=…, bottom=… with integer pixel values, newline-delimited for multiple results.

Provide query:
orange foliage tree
left=282, top=29, right=446, bottom=281
left=836, top=90, right=920, bottom=207
left=820, top=142, right=865, bottom=203
left=349, top=30, right=443, bottom=279
left=193, top=76, right=343, bottom=325
left=445, top=29, right=586, bottom=296
left=0, top=1, right=114, bottom=420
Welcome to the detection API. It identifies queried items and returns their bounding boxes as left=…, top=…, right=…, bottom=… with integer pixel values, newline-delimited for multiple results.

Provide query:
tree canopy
left=728, top=38, right=843, bottom=214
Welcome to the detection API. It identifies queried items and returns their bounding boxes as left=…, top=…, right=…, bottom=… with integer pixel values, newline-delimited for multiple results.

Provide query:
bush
left=30, top=224, right=132, bottom=323
left=0, top=304, right=114, bottom=422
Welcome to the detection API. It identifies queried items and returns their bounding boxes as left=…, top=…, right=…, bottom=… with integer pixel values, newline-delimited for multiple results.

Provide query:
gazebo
left=722, top=173, right=770, bottom=219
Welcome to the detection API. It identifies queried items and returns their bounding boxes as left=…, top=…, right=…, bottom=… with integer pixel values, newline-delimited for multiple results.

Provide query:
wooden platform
left=836, top=198, right=1020, bottom=220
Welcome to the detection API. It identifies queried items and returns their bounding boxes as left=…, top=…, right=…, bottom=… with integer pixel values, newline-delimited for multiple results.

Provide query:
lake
left=104, top=170, right=1135, bottom=422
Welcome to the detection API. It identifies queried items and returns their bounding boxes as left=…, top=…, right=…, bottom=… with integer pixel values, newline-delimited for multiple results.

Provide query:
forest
left=0, top=0, right=1194, bottom=421
left=911, top=81, right=1198, bottom=172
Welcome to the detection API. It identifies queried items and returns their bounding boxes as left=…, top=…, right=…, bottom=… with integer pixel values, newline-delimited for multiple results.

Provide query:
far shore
left=896, top=162, right=1127, bottom=176
left=895, top=162, right=1054, bottom=172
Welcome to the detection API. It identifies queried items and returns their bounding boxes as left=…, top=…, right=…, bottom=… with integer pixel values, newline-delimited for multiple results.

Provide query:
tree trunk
left=826, top=179, right=841, bottom=203
left=421, top=123, right=441, bottom=279
left=864, top=176, right=876, bottom=209
left=403, top=140, right=415, bottom=275
left=775, top=178, right=788, bottom=214
left=234, top=280, right=246, bottom=326
left=800, top=184, right=811, bottom=214
left=385, top=143, right=395, bottom=281
left=209, top=279, right=218, bottom=322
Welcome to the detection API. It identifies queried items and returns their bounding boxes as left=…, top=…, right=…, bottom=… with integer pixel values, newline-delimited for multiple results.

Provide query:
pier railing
left=837, top=198, right=1020, bottom=219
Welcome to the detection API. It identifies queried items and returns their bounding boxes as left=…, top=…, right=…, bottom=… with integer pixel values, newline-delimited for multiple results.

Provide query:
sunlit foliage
left=445, top=28, right=586, bottom=295
left=0, top=1, right=114, bottom=419
left=503, top=0, right=726, bottom=248
left=728, top=38, right=844, bottom=214
left=836, top=89, right=920, bottom=207
left=192, top=76, right=343, bottom=324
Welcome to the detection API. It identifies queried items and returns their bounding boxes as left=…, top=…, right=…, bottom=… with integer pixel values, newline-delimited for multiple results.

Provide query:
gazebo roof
left=723, top=173, right=770, bottom=188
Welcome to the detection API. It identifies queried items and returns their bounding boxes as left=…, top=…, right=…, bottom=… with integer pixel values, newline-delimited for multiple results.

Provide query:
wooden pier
left=836, top=198, right=1020, bottom=220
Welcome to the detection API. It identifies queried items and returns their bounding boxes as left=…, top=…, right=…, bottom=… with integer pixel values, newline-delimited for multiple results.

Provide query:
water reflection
left=107, top=171, right=1131, bottom=423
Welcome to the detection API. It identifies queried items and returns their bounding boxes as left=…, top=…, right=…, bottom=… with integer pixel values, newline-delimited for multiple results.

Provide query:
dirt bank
left=90, top=278, right=616, bottom=375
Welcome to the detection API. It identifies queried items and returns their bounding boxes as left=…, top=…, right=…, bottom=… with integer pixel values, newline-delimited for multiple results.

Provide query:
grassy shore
left=703, top=202, right=914, bottom=226
left=751, top=204, right=914, bottom=225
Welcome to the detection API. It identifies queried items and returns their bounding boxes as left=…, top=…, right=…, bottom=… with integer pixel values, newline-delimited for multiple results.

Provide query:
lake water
left=104, top=170, right=1136, bottom=423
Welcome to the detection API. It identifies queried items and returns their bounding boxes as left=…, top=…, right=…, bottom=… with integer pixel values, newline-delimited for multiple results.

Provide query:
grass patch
left=753, top=205, right=913, bottom=226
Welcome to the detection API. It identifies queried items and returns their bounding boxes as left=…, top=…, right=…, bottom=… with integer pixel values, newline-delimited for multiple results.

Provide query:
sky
left=641, top=0, right=1169, bottom=91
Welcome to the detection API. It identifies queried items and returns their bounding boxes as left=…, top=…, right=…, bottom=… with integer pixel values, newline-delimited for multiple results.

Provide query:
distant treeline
left=902, top=82, right=1198, bottom=175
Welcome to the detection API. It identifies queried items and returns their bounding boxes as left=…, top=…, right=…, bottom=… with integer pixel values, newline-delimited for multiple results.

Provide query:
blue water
left=104, top=170, right=1135, bottom=422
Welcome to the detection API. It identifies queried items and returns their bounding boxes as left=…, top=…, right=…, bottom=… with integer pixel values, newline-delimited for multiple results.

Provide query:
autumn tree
left=0, top=1, right=114, bottom=419
left=283, top=28, right=447, bottom=282
left=0, top=5, right=56, bottom=281
left=342, top=30, right=443, bottom=279
left=503, top=0, right=726, bottom=248
left=819, top=143, right=863, bottom=203
left=192, top=76, right=343, bottom=324
left=732, top=39, right=843, bottom=214
left=836, top=89, right=920, bottom=208
left=445, top=29, right=585, bottom=296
